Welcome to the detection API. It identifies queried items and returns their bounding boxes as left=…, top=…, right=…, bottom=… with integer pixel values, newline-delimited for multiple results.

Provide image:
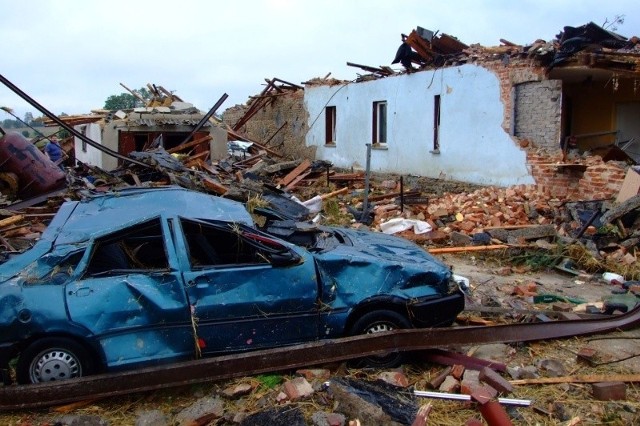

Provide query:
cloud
left=1, top=0, right=637, bottom=121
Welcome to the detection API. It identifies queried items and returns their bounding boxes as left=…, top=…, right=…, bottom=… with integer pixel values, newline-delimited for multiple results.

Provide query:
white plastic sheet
left=380, top=218, right=432, bottom=235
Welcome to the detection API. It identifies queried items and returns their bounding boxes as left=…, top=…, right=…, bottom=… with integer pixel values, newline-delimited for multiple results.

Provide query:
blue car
left=0, top=186, right=464, bottom=384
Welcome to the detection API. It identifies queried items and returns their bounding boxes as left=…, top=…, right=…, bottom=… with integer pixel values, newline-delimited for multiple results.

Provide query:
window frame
left=325, top=106, right=336, bottom=145
left=433, top=95, right=441, bottom=152
left=372, top=101, right=388, bottom=145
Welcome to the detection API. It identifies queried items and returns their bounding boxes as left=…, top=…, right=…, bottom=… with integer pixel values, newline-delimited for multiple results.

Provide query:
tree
left=104, top=93, right=137, bottom=110
left=23, top=112, right=34, bottom=125
left=103, top=87, right=152, bottom=111
left=602, top=14, right=625, bottom=31
left=21, top=130, right=30, bottom=137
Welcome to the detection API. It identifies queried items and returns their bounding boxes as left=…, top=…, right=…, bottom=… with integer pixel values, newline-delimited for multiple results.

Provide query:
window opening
left=372, top=101, right=387, bottom=144
left=85, top=219, right=168, bottom=277
left=181, top=219, right=275, bottom=269
left=433, top=95, right=441, bottom=151
left=325, top=106, right=336, bottom=144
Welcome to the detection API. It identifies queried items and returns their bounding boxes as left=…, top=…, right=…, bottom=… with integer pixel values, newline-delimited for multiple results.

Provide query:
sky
left=1, top=0, right=637, bottom=121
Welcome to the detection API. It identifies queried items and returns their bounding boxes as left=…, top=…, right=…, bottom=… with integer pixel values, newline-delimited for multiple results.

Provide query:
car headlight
left=451, top=274, right=470, bottom=294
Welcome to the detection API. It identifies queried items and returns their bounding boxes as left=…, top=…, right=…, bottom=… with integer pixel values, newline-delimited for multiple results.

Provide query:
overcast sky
left=1, top=0, right=637, bottom=121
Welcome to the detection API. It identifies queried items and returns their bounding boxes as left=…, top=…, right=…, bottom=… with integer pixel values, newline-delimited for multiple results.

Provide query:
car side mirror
left=269, top=250, right=301, bottom=267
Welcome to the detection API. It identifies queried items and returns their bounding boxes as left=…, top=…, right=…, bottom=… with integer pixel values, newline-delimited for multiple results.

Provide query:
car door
left=65, top=218, right=195, bottom=370
left=177, top=218, right=320, bottom=354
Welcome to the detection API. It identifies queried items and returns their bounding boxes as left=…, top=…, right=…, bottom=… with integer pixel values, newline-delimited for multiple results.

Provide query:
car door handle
left=70, top=287, right=93, bottom=297
left=188, top=276, right=211, bottom=289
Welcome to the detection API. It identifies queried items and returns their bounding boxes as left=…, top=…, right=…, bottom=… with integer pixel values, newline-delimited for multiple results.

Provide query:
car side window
left=84, top=219, right=169, bottom=277
left=181, top=219, right=271, bottom=269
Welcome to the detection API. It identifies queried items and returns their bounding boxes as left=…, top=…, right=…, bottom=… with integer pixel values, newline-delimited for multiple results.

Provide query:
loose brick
left=439, top=376, right=460, bottom=393
left=576, top=347, right=598, bottom=365
left=461, top=370, right=482, bottom=395
left=451, top=364, right=466, bottom=380
left=283, top=377, right=314, bottom=400
left=591, top=382, right=626, bottom=401
left=479, top=367, right=514, bottom=394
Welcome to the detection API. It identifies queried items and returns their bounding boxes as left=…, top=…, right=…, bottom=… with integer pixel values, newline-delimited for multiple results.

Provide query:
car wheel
left=349, top=310, right=412, bottom=368
left=16, top=338, right=94, bottom=384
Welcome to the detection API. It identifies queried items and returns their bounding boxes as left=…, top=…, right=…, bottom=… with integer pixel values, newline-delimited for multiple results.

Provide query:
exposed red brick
left=591, top=382, right=626, bottom=401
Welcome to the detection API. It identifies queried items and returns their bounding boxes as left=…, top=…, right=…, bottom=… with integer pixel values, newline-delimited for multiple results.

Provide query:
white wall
left=74, top=122, right=104, bottom=168
left=304, top=64, right=535, bottom=187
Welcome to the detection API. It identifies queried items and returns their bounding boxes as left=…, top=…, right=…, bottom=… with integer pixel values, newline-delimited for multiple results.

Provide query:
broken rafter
left=278, top=159, right=311, bottom=187
left=346, top=62, right=394, bottom=76
left=264, top=121, right=287, bottom=146
left=166, top=135, right=213, bottom=154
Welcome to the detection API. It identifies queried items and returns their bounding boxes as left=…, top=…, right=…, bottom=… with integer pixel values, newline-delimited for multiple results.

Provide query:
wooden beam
left=427, top=245, right=509, bottom=254
left=279, top=159, right=311, bottom=186
left=0, top=215, right=24, bottom=229
left=167, top=135, right=212, bottom=154
left=320, top=187, right=349, bottom=199
left=510, top=374, right=640, bottom=386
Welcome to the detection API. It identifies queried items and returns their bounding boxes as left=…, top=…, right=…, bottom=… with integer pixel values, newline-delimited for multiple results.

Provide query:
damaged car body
left=0, top=186, right=464, bottom=384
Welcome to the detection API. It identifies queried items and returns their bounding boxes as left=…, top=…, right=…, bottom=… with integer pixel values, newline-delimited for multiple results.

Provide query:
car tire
left=16, top=337, right=95, bottom=384
left=349, top=309, right=412, bottom=368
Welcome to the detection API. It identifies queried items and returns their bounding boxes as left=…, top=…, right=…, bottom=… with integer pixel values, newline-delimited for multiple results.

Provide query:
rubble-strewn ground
left=1, top=158, right=639, bottom=424
left=2, top=253, right=640, bottom=426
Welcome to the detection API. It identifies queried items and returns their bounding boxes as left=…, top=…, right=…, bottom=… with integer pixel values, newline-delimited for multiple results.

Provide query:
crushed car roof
left=53, top=186, right=254, bottom=245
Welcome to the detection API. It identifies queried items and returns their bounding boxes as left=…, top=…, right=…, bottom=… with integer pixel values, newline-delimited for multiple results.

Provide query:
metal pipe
left=413, top=390, right=531, bottom=407
left=361, top=143, right=372, bottom=221
left=179, top=93, right=229, bottom=146
left=0, top=73, right=150, bottom=168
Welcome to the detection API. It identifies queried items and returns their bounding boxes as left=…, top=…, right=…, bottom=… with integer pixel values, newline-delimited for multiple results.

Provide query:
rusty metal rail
left=2, top=305, right=640, bottom=411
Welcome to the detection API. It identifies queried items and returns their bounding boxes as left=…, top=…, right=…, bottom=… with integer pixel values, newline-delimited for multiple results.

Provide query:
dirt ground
left=441, top=252, right=640, bottom=373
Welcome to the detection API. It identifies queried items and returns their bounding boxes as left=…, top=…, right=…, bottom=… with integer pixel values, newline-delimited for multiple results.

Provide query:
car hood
left=312, top=227, right=453, bottom=305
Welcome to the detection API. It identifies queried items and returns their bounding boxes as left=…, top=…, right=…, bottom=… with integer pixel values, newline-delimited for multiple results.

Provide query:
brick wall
left=514, top=80, right=562, bottom=150
left=222, top=90, right=314, bottom=160
left=528, top=150, right=627, bottom=200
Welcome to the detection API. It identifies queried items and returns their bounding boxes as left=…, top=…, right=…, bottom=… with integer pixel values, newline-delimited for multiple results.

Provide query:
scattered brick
left=591, top=382, right=627, bottom=401
left=283, top=377, right=314, bottom=400
left=576, top=347, right=598, bottom=365
left=377, top=371, right=409, bottom=388
left=439, top=376, right=460, bottom=393
left=451, top=364, right=466, bottom=380
left=479, top=367, right=513, bottom=394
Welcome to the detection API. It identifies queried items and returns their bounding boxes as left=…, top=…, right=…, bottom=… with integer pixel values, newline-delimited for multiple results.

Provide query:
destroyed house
left=228, top=23, right=640, bottom=201
left=62, top=103, right=228, bottom=171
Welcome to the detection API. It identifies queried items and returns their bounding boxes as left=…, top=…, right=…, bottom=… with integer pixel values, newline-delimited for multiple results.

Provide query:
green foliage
left=21, top=130, right=29, bottom=137
left=256, top=374, right=283, bottom=389
left=104, top=93, right=138, bottom=110
left=103, top=87, right=152, bottom=111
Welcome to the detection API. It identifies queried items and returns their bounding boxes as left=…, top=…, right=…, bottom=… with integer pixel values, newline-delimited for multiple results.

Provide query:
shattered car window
left=180, top=219, right=293, bottom=268
left=84, top=219, right=169, bottom=277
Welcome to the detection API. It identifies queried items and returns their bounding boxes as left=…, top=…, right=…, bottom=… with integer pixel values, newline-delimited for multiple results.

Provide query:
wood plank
left=195, top=159, right=219, bottom=175
left=482, top=224, right=540, bottom=230
left=427, top=245, right=509, bottom=254
left=285, top=171, right=312, bottom=190
left=183, top=151, right=209, bottom=166
left=0, top=215, right=24, bottom=229
left=510, top=374, right=640, bottom=386
left=279, top=159, right=311, bottom=186
left=320, top=187, right=349, bottom=199
left=167, top=135, right=212, bottom=154
left=201, top=177, right=228, bottom=195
